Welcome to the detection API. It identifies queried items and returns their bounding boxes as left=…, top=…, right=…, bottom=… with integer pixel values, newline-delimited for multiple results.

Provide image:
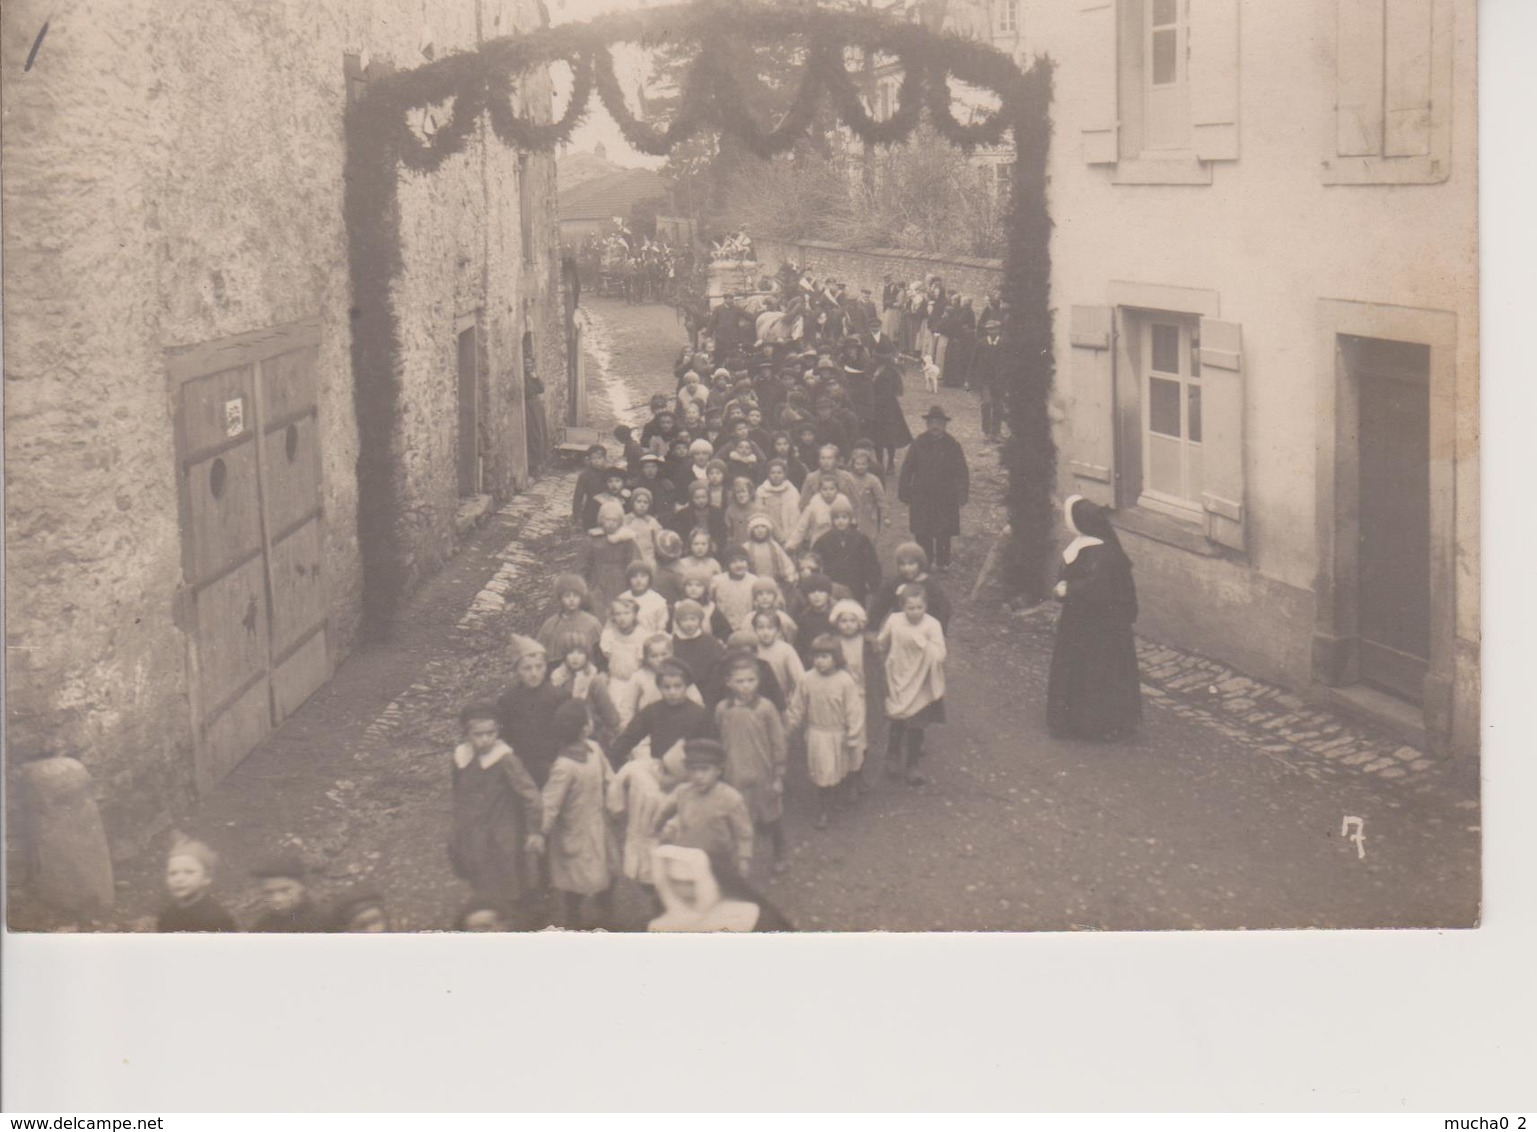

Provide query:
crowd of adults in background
left=699, top=257, right=1012, bottom=448
left=575, top=225, right=697, bottom=306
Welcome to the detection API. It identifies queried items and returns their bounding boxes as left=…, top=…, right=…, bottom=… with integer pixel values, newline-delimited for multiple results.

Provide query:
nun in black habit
left=1046, top=495, right=1143, bottom=741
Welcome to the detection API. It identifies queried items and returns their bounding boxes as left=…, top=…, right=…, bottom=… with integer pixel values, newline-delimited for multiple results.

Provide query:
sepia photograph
left=3, top=0, right=1480, bottom=941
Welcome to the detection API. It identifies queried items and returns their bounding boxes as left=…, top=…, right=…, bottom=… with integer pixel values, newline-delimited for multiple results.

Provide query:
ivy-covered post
left=338, top=0, right=1038, bottom=628
left=1001, top=58, right=1057, bottom=602
left=344, top=76, right=409, bottom=638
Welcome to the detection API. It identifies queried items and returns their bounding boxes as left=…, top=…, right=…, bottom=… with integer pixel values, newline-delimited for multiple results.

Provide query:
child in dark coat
left=157, top=834, right=237, bottom=932
left=813, top=497, right=883, bottom=604
left=448, top=701, right=544, bottom=919
left=868, top=540, right=953, bottom=633
left=250, top=856, right=327, bottom=932
left=608, top=657, right=716, bottom=768
left=494, top=636, right=572, bottom=788
left=672, top=598, right=728, bottom=702
left=794, top=573, right=837, bottom=659
left=571, top=444, right=610, bottom=527
left=586, top=467, right=632, bottom=528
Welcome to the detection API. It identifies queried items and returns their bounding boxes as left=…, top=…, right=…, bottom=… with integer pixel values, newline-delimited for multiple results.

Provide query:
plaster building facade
left=3, top=0, right=568, bottom=861
left=870, top=0, right=1479, bottom=756
left=960, top=0, right=1478, bottom=755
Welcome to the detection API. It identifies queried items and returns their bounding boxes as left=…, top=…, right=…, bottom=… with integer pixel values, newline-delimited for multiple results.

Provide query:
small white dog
left=921, top=353, right=942, bottom=394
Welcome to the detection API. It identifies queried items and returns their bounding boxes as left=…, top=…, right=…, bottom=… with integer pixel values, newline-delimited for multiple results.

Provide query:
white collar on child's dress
left=453, top=740, right=512, bottom=770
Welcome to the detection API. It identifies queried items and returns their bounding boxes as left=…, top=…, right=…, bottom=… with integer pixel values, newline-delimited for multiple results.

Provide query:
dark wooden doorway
left=456, top=324, right=479, bottom=496
left=170, top=322, right=331, bottom=793
left=1353, top=336, right=1431, bottom=702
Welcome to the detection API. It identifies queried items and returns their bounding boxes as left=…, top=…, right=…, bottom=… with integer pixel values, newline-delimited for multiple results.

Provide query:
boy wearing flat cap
left=656, top=738, right=754, bottom=877
left=250, top=855, right=328, bottom=932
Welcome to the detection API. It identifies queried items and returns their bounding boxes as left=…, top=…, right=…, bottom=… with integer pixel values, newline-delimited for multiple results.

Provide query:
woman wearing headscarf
left=1046, top=496, right=1143, bottom=742
left=647, top=845, right=793, bottom=932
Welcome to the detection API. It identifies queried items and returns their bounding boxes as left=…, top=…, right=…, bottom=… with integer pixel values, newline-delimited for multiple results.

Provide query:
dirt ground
left=13, top=297, right=1480, bottom=934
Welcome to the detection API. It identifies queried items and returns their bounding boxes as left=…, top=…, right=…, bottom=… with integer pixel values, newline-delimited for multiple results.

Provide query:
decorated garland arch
left=347, top=0, right=1054, bottom=631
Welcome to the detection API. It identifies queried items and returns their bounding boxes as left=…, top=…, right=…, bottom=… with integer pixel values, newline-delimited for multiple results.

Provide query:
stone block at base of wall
left=12, top=758, right=116, bottom=916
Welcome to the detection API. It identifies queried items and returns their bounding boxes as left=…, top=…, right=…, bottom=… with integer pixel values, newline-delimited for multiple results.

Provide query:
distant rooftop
left=558, top=167, right=671, bottom=223
left=557, top=143, right=626, bottom=191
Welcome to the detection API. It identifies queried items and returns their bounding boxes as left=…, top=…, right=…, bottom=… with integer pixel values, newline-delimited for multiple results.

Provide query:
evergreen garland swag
left=346, top=0, right=1056, bottom=631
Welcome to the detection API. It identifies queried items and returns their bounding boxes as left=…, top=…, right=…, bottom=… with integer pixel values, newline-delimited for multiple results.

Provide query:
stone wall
left=390, top=28, right=565, bottom=591
left=753, top=238, right=1004, bottom=303
left=2, top=0, right=563, bottom=858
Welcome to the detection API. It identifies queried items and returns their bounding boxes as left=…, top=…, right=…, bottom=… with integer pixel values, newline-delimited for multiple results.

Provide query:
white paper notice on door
left=224, top=397, right=244, bottom=437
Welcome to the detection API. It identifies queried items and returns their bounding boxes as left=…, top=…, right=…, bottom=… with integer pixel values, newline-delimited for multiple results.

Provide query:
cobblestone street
left=39, top=298, right=1479, bottom=934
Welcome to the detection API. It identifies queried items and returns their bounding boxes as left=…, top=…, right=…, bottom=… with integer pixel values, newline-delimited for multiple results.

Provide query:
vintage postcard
left=4, top=0, right=1479, bottom=937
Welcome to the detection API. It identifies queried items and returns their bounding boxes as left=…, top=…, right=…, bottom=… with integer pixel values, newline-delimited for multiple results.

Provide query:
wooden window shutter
left=1335, top=0, right=1386, bottom=157
left=1189, top=0, right=1240, bottom=161
left=1080, top=0, right=1120, bottom=164
left=1197, top=317, right=1245, bottom=551
left=1384, top=0, right=1434, bottom=156
left=1068, top=306, right=1117, bottom=507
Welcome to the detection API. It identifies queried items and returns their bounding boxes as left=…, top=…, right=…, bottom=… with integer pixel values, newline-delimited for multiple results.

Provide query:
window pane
left=1152, top=0, right=1178, bottom=27
left=1149, top=376, right=1182, bottom=437
left=1152, top=28, right=1178, bottom=85
left=1148, top=434, right=1183, bottom=497
left=1188, top=382, right=1202, bottom=442
left=1150, top=323, right=1180, bottom=373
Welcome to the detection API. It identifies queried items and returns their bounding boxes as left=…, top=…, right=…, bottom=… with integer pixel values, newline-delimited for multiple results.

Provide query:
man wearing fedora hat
left=897, top=404, right=970, bottom=572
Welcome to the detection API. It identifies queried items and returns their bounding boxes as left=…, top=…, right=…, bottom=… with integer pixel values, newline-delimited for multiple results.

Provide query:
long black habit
left=1046, top=496, right=1143, bottom=740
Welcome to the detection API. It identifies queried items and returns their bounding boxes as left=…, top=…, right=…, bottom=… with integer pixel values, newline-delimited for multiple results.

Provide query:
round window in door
left=209, top=457, right=228, bottom=500
left=285, top=423, right=300, bottom=463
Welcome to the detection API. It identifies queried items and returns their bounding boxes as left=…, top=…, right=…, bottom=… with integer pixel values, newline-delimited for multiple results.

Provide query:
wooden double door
left=1353, top=337, right=1432, bottom=702
left=170, top=323, right=330, bottom=793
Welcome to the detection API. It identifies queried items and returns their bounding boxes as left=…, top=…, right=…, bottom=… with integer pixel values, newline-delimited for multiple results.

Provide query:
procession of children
left=153, top=312, right=976, bottom=936
left=466, top=368, right=954, bottom=931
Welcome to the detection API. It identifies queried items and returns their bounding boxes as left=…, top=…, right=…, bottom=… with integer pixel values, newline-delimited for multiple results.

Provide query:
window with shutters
left=996, top=0, right=1019, bottom=35
left=1067, top=292, right=1246, bottom=553
left=1079, top=0, right=1240, bottom=185
left=1139, top=317, right=1204, bottom=520
left=1323, top=0, right=1452, bottom=185
left=1143, top=0, right=1190, bottom=151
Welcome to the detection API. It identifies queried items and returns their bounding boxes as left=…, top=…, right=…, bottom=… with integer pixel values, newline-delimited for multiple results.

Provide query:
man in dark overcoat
left=709, top=294, right=753, bottom=367
left=858, top=287, right=880, bottom=333
left=971, top=319, right=1006, bottom=442
left=897, top=404, right=970, bottom=571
